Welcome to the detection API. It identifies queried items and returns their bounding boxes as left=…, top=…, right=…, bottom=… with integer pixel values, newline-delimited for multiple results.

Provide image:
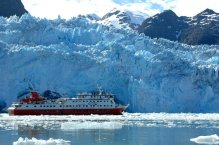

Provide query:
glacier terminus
left=0, top=14, right=218, bottom=113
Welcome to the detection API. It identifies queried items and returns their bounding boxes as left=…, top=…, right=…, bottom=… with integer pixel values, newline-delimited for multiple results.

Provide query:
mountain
left=101, top=8, right=148, bottom=30
left=138, top=10, right=188, bottom=41
left=78, top=14, right=100, bottom=21
left=138, top=9, right=219, bottom=45
left=180, top=9, right=219, bottom=45
left=0, top=14, right=218, bottom=113
left=0, top=0, right=27, bottom=17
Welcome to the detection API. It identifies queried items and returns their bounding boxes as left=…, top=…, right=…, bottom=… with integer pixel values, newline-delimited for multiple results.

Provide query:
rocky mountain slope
left=0, top=0, right=27, bottom=17
left=138, top=9, right=219, bottom=45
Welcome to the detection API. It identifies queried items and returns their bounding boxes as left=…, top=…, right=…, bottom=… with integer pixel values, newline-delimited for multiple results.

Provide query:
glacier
left=0, top=14, right=218, bottom=113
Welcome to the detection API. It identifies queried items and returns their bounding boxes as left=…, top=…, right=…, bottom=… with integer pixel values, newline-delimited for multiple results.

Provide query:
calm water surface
left=1, top=113, right=219, bottom=145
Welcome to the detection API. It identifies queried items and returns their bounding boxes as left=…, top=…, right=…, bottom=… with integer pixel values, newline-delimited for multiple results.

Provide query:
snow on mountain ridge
left=101, top=8, right=148, bottom=30
left=0, top=14, right=219, bottom=113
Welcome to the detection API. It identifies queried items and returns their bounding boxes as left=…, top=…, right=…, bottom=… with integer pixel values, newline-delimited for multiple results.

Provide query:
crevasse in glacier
left=0, top=14, right=218, bottom=112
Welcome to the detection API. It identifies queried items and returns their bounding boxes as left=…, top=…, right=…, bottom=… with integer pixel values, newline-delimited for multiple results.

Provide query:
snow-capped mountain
left=0, top=0, right=27, bottom=17
left=0, top=14, right=218, bottom=113
left=100, top=8, right=148, bottom=30
left=138, top=9, right=219, bottom=45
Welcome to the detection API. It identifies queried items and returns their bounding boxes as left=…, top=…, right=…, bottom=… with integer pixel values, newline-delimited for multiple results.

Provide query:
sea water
left=1, top=113, right=219, bottom=145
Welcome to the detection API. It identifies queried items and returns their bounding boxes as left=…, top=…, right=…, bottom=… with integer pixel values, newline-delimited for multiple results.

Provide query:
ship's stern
left=7, top=107, right=15, bottom=116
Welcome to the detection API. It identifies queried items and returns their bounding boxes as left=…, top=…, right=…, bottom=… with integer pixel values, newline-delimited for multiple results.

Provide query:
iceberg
left=13, top=137, right=70, bottom=145
left=190, top=134, right=219, bottom=145
left=0, top=14, right=219, bottom=112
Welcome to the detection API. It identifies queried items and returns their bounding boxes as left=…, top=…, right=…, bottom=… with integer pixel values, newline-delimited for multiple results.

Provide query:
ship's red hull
left=9, top=108, right=125, bottom=115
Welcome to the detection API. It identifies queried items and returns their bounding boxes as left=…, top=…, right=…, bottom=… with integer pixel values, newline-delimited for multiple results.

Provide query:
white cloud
left=170, top=0, right=219, bottom=16
left=21, top=0, right=118, bottom=19
left=21, top=0, right=219, bottom=19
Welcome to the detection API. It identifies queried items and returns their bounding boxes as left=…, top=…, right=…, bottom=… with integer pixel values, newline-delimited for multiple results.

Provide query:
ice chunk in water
left=13, top=137, right=70, bottom=145
left=190, top=134, right=219, bottom=144
left=61, top=121, right=123, bottom=130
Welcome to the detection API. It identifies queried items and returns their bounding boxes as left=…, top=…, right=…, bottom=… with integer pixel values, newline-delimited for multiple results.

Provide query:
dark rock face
left=139, top=10, right=188, bottom=41
left=139, top=9, right=219, bottom=45
left=0, top=0, right=27, bottom=17
left=180, top=9, right=219, bottom=45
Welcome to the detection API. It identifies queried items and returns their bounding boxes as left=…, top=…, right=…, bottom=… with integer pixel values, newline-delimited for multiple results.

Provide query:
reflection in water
left=17, top=125, right=61, bottom=139
left=61, top=121, right=124, bottom=130
left=1, top=123, right=219, bottom=145
left=18, top=125, right=43, bottom=138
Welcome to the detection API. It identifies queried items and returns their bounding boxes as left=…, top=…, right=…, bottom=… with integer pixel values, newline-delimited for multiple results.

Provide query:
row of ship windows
left=24, top=100, right=114, bottom=104
left=26, top=105, right=113, bottom=108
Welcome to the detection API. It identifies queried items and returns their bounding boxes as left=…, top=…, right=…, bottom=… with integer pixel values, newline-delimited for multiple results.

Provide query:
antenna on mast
left=96, top=84, right=103, bottom=95
left=28, top=82, right=34, bottom=91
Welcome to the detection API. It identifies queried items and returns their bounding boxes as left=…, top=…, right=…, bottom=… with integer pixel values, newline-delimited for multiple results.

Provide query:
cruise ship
left=8, top=90, right=128, bottom=115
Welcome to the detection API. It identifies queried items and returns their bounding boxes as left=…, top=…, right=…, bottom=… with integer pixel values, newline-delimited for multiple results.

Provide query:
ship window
left=53, top=106, right=55, bottom=107
left=72, top=101, right=74, bottom=102
left=50, top=106, right=52, bottom=107
left=69, top=105, right=71, bottom=107
left=66, top=105, right=68, bottom=107
left=40, top=105, right=42, bottom=107
left=34, top=106, right=36, bottom=107
left=26, top=106, right=28, bottom=107
left=60, top=105, right=62, bottom=107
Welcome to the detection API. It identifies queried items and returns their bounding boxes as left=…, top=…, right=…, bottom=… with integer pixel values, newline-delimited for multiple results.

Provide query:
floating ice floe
left=13, top=137, right=70, bottom=145
left=1, top=113, right=219, bottom=130
left=61, top=121, right=123, bottom=130
left=190, top=134, right=219, bottom=144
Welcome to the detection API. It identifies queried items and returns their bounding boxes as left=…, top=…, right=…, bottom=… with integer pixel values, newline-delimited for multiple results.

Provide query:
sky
left=21, top=0, right=219, bottom=19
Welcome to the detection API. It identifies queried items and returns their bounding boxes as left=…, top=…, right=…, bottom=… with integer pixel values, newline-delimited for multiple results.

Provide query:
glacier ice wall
left=0, top=14, right=219, bottom=112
